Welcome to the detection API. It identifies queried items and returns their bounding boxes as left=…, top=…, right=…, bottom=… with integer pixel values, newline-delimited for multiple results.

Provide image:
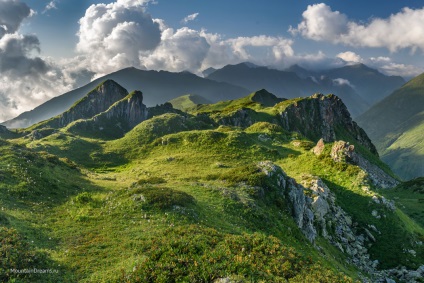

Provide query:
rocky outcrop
left=278, top=93, right=378, bottom=155
left=256, top=161, right=401, bottom=280
left=313, top=138, right=325, bottom=156
left=331, top=141, right=399, bottom=188
left=95, top=90, right=148, bottom=128
left=35, top=80, right=129, bottom=129
left=67, top=90, right=149, bottom=138
left=217, top=108, right=257, bottom=128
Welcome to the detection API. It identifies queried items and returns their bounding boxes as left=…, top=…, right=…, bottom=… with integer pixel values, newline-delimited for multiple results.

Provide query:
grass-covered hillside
left=357, top=72, right=424, bottom=180
left=0, top=82, right=423, bottom=282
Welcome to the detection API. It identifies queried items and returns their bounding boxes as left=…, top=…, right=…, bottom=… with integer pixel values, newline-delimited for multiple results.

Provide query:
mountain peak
left=250, top=89, right=285, bottom=106
left=32, top=80, right=129, bottom=130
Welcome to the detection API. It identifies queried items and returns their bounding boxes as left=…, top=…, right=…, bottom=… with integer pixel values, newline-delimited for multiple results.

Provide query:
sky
left=1, top=0, right=424, bottom=122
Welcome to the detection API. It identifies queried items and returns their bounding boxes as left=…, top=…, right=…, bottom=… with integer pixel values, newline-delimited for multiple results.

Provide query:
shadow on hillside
left=32, top=134, right=128, bottom=169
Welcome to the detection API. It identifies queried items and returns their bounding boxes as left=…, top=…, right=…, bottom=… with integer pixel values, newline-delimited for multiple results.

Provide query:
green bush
left=136, top=177, right=166, bottom=185
left=0, top=212, right=9, bottom=226
left=74, top=192, right=93, bottom=204
left=131, top=186, right=195, bottom=210
left=219, top=165, right=268, bottom=187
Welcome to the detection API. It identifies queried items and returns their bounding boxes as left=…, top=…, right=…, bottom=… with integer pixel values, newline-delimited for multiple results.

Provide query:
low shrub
left=120, top=225, right=353, bottom=282
left=131, top=186, right=195, bottom=210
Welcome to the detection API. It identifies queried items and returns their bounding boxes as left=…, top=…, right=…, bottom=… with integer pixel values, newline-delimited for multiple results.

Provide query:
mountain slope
left=356, top=72, right=424, bottom=180
left=168, top=94, right=212, bottom=111
left=1, top=67, right=250, bottom=128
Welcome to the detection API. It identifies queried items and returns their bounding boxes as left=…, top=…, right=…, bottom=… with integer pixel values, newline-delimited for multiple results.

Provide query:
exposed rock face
left=279, top=93, right=378, bottom=155
left=36, top=80, right=129, bottom=129
left=256, top=161, right=392, bottom=277
left=331, top=141, right=400, bottom=188
left=96, top=90, right=148, bottom=128
left=217, top=108, right=256, bottom=128
left=67, top=90, right=149, bottom=138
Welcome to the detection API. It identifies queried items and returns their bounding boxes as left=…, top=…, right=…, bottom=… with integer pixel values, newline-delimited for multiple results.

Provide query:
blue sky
left=1, top=0, right=424, bottom=121
left=22, top=0, right=424, bottom=65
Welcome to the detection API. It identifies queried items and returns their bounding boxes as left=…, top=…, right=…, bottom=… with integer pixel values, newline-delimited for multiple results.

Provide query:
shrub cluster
left=120, top=225, right=353, bottom=282
left=131, top=186, right=195, bottom=210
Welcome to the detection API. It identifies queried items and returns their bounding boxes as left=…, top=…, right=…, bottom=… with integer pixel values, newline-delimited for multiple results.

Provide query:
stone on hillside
left=311, top=196, right=329, bottom=221
left=330, top=141, right=357, bottom=163
left=330, top=140, right=400, bottom=189
left=313, top=138, right=325, bottom=156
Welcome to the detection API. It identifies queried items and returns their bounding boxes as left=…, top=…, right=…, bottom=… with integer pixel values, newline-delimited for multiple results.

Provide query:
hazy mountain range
left=1, top=63, right=404, bottom=129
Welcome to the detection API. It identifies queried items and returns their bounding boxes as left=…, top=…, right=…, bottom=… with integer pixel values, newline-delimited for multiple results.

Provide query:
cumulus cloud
left=76, top=0, right=161, bottom=75
left=333, top=78, right=355, bottom=88
left=337, top=51, right=363, bottom=64
left=0, top=0, right=33, bottom=37
left=181, top=13, right=199, bottom=24
left=74, top=0, right=297, bottom=75
left=0, top=0, right=75, bottom=123
left=368, top=56, right=424, bottom=78
left=290, top=3, right=424, bottom=52
left=140, top=27, right=210, bottom=72
left=200, top=34, right=295, bottom=71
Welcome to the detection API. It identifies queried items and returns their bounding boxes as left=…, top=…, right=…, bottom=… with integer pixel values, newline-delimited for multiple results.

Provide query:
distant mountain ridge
left=1, top=67, right=250, bottom=128
left=205, top=62, right=399, bottom=117
left=2, top=63, right=404, bottom=128
left=357, top=72, right=424, bottom=180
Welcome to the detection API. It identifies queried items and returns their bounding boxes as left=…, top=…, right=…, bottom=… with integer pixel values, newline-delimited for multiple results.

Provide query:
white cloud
left=43, top=0, right=58, bottom=14
left=368, top=56, right=424, bottom=77
left=291, top=3, right=424, bottom=52
left=181, top=13, right=199, bottom=24
left=0, top=0, right=74, bottom=123
left=289, top=3, right=348, bottom=42
left=76, top=0, right=162, bottom=75
left=140, top=27, right=210, bottom=73
left=337, top=51, right=363, bottom=64
left=333, top=78, right=354, bottom=88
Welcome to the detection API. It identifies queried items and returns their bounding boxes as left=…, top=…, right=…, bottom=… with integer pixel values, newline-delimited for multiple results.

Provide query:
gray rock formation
left=67, top=90, right=150, bottom=138
left=256, top=161, right=400, bottom=280
left=278, top=93, right=378, bottom=155
left=330, top=141, right=400, bottom=188
left=35, top=80, right=129, bottom=129
left=313, top=138, right=325, bottom=156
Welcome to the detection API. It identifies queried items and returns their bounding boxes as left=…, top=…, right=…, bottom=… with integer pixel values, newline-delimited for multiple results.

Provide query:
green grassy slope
left=356, top=73, right=424, bottom=180
left=168, top=94, right=212, bottom=111
left=0, top=93, right=423, bottom=282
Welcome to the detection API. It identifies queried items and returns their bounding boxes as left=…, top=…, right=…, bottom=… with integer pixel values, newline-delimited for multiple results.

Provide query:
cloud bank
left=0, top=0, right=73, bottom=123
left=290, top=3, right=424, bottom=52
